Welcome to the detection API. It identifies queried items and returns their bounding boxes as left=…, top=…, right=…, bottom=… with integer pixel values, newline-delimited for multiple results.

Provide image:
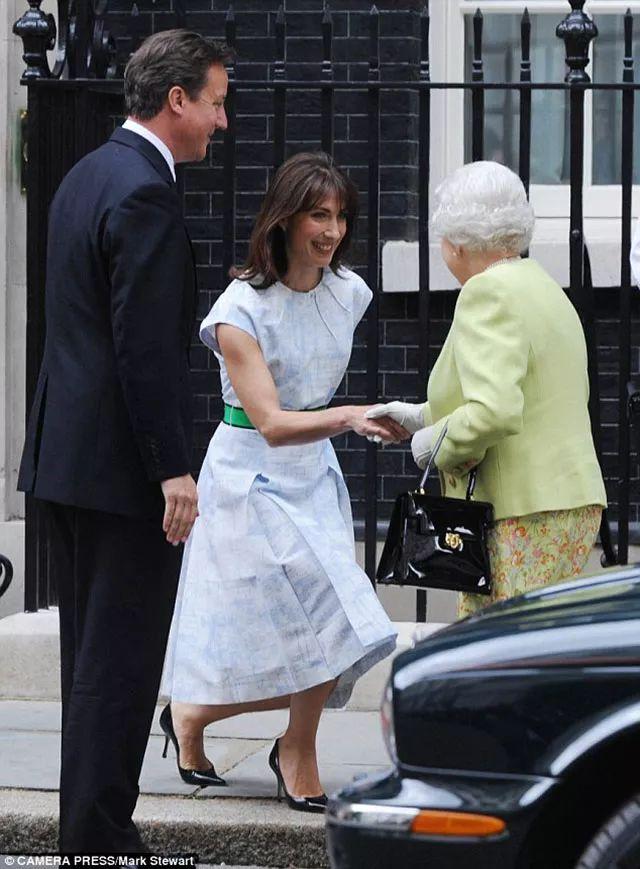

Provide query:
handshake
left=361, top=400, right=435, bottom=470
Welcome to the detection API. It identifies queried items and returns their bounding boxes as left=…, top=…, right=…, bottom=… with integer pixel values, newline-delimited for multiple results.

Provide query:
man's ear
left=167, top=85, right=186, bottom=115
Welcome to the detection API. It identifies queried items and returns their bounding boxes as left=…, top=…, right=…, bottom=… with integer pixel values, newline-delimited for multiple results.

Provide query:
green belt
left=222, top=403, right=326, bottom=430
left=223, top=404, right=256, bottom=429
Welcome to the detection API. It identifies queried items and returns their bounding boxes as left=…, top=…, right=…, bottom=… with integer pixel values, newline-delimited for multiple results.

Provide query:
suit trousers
left=44, top=501, right=182, bottom=853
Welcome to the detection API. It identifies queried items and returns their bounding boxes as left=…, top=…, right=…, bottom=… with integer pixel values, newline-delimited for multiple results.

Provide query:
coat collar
left=110, top=126, right=176, bottom=187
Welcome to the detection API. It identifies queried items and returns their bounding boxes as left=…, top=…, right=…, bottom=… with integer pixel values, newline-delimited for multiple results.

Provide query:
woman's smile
left=311, top=238, right=336, bottom=256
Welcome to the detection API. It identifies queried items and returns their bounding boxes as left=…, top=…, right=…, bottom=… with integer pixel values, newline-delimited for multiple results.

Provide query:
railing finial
left=225, top=5, right=236, bottom=52
left=13, top=0, right=57, bottom=82
left=556, top=0, right=598, bottom=84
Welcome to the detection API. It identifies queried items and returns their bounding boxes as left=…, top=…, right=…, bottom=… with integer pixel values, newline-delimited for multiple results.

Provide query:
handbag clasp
left=444, top=531, right=463, bottom=551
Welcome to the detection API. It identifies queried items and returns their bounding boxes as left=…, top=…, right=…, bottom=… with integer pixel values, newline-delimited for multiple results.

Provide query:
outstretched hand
left=350, top=406, right=411, bottom=443
left=160, top=474, right=199, bottom=545
left=365, top=400, right=426, bottom=434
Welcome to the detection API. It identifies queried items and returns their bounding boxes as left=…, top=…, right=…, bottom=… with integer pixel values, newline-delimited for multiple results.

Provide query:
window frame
left=438, top=0, right=640, bottom=220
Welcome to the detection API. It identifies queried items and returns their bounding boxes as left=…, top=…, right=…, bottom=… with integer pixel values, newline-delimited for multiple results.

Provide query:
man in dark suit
left=18, top=29, right=231, bottom=854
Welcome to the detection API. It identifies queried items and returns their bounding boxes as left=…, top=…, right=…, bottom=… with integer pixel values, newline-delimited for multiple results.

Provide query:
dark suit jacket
left=18, top=127, right=196, bottom=518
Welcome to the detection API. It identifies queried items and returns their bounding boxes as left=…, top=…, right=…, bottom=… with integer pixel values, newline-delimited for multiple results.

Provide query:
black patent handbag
left=376, top=425, right=494, bottom=595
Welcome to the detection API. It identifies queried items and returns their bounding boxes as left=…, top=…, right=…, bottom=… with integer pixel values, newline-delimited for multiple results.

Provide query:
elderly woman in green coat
left=369, top=160, right=607, bottom=616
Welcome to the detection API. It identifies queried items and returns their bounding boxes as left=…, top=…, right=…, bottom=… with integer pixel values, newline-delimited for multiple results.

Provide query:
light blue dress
left=161, top=266, right=397, bottom=707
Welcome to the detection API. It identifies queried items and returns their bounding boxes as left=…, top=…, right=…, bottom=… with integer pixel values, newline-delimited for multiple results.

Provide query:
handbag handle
left=417, top=423, right=477, bottom=501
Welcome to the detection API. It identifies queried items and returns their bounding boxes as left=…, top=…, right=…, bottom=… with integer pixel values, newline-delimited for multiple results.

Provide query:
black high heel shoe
left=268, top=738, right=327, bottom=813
left=159, top=704, right=226, bottom=788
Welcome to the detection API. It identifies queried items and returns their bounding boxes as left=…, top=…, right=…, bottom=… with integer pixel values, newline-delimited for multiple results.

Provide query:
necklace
left=483, top=256, right=521, bottom=273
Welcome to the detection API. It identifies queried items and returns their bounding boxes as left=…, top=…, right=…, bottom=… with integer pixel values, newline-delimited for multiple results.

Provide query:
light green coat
left=424, top=258, right=607, bottom=520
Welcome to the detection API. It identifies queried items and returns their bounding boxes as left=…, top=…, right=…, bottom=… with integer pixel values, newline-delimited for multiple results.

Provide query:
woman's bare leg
left=172, top=694, right=290, bottom=769
left=277, top=677, right=338, bottom=797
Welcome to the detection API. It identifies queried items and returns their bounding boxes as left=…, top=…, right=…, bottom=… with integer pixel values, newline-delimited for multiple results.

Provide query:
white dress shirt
left=122, top=118, right=176, bottom=181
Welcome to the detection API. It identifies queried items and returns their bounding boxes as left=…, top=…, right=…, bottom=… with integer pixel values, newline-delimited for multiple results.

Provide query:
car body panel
left=327, top=568, right=640, bottom=868
left=326, top=769, right=557, bottom=869
left=393, top=569, right=640, bottom=774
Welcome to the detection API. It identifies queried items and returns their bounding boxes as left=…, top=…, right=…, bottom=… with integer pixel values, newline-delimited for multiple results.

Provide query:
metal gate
left=12, top=0, right=636, bottom=617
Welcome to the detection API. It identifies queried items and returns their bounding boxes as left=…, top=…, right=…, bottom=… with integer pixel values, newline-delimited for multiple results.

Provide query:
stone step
left=0, top=703, right=400, bottom=867
left=0, top=613, right=446, bottom=709
left=0, top=789, right=329, bottom=867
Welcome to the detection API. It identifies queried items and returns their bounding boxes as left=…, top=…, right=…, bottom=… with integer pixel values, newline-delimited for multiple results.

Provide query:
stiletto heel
left=159, top=704, right=227, bottom=788
left=268, top=738, right=327, bottom=813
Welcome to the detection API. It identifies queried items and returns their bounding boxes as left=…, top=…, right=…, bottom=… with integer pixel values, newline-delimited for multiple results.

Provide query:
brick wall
left=105, top=1, right=635, bottom=533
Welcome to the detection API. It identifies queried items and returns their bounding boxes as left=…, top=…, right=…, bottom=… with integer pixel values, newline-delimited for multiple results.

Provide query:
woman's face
left=284, top=195, right=347, bottom=271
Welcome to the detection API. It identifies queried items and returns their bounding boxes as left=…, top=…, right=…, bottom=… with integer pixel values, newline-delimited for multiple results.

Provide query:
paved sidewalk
left=0, top=701, right=391, bottom=867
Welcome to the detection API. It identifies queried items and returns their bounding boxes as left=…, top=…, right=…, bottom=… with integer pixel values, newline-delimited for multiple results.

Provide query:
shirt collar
left=122, top=118, right=176, bottom=181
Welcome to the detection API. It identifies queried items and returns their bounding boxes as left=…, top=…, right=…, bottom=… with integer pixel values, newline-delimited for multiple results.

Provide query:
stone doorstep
left=0, top=614, right=448, bottom=707
left=0, top=789, right=330, bottom=868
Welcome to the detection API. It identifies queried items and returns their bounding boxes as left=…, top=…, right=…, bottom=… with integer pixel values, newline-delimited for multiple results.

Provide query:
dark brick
left=189, top=345, right=211, bottom=372
left=184, top=0, right=213, bottom=10
left=386, top=319, right=420, bottom=345
left=379, top=38, right=420, bottom=65
left=338, top=449, right=367, bottom=474
left=218, top=0, right=282, bottom=9
left=346, top=372, right=384, bottom=397
left=377, top=449, right=406, bottom=475
left=231, top=191, right=264, bottom=217
left=185, top=217, right=218, bottom=240
left=185, top=193, right=210, bottom=216
left=382, top=372, right=420, bottom=399
left=185, top=167, right=223, bottom=192
left=333, top=36, right=369, bottom=64
left=383, top=475, right=419, bottom=501
left=379, top=345, right=406, bottom=370
left=192, top=395, right=209, bottom=421
left=286, top=38, right=325, bottom=64
left=109, top=0, right=172, bottom=11
left=285, top=11, right=349, bottom=38
left=102, top=3, right=633, bottom=531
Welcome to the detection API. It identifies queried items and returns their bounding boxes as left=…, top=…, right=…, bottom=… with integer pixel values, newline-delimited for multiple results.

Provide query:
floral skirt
left=457, top=504, right=602, bottom=618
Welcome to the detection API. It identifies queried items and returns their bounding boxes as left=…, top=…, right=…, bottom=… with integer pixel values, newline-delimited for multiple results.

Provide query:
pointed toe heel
left=159, top=703, right=227, bottom=788
left=268, top=739, right=326, bottom=814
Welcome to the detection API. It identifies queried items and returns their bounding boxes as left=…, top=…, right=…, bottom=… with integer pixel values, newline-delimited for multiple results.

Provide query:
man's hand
left=160, top=474, right=199, bottom=545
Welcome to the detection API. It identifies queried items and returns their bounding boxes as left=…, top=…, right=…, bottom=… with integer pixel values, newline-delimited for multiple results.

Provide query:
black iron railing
left=12, top=1, right=639, bottom=618
left=0, top=556, right=13, bottom=601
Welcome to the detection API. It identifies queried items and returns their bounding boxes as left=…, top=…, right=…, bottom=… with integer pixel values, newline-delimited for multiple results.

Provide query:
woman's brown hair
left=231, top=151, right=359, bottom=289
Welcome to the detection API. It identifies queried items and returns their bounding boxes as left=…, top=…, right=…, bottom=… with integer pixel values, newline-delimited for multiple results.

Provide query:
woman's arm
left=432, top=277, right=528, bottom=475
left=217, top=324, right=409, bottom=447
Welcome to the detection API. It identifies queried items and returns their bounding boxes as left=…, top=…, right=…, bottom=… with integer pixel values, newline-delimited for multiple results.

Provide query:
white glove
left=411, top=425, right=436, bottom=470
left=365, top=401, right=426, bottom=434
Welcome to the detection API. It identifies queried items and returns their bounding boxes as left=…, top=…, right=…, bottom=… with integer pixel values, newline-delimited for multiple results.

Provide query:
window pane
left=592, top=15, right=640, bottom=184
left=464, top=14, right=570, bottom=184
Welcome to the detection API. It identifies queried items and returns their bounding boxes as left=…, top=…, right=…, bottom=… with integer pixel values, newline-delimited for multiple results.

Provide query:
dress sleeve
left=352, top=274, right=373, bottom=328
left=431, top=275, right=528, bottom=476
left=200, top=281, right=259, bottom=354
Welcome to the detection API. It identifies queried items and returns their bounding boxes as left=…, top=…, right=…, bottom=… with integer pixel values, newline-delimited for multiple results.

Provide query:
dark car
left=326, top=567, right=640, bottom=869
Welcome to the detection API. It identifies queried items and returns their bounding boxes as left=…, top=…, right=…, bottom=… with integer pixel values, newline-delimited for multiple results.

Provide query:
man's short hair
left=124, top=29, right=234, bottom=121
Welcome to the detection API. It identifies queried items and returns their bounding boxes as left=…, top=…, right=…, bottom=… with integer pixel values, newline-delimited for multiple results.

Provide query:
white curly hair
left=431, top=161, right=535, bottom=255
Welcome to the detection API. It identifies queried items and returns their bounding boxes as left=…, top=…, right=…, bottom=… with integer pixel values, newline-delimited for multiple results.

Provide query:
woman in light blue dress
left=160, top=152, right=403, bottom=811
